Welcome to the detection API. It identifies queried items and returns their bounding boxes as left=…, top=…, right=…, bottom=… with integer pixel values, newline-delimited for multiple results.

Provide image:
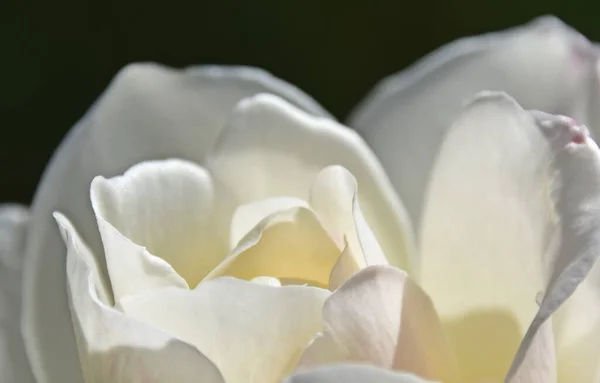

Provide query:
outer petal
left=298, top=266, right=458, bottom=383
left=553, top=259, right=600, bottom=382
left=349, top=16, right=599, bottom=229
left=91, top=159, right=224, bottom=296
left=0, top=205, right=35, bottom=383
left=507, top=110, right=600, bottom=380
left=206, top=94, right=416, bottom=270
left=54, top=212, right=224, bottom=383
left=22, top=63, right=330, bottom=383
left=419, top=93, right=554, bottom=382
left=419, top=92, right=600, bottom=382
left=205, top=207, right=340, bottom=288
left=117, top=278, right=330, bottom=383
left=283, top=364, right=438, bottom=383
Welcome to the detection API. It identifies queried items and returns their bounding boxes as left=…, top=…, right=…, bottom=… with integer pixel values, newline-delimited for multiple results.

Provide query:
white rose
left=1, top=15, right=600, bottom=383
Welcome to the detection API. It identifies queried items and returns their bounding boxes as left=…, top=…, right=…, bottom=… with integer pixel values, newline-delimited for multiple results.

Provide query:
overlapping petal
left=117, top=277, right=330, bottom=383
left=22, top=64, right=331, bottom=383
left=54, top=213, right=224, bottom=383
left=350, top=16, right=599, bottom=230
left=419, top=92, right=600, bottom=382
left=206, top=94, right=416, bottom=270
left=298, top=266, right=458, bottom=382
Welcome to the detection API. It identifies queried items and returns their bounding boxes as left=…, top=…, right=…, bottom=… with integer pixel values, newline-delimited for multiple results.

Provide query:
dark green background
left=3, top=0, right=599, bottom=203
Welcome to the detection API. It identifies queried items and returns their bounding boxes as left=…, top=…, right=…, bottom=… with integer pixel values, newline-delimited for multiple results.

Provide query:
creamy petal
left=284, top=364, right=438, bottom=383
left=22, top=63, right=331, bottom=383
left=419, top=93, right=554, bottom=382
left=299, top=266, right=458, bottom=382
left=310, top=165, right=388, bottom=267
left=118, top=277, right=330, bottom=383
left=349, top=16, right=599, bottom=229
left=230, top=196, right=309, bottom=249
left=55, top=212, right=224, bottom=383
left=91, top=159, right=223, bottom=295
left=0, top=205, right=35, bottom=383
left=507, top=109, right=600, bottom=381
left=206, top=207, right=340, bottom=288
left=328, top=239, right=361, bottom=290
left=207, top=94, right=416, bottom=270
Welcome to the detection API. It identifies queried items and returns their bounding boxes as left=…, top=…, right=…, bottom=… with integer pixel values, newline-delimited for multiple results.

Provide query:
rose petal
left=418, top=93, right=557, bottom=381
left=552, top=259, right=600, bottom=382
left=205, top=207, right=340, bottom=288
left=54, top=212, right=224, bottom=383
left=0, top=205, right=35, bottom=383
left=230, top=196, right=309, bottom=250
left=328, top=238, right=360, bottom=290
left=206, top=94, right=416, bottom=270
left=91, top=159, right=225, bottom=297
left=507, top=108, right=600, bottom=380
left=299, top=266, right=458, bottom=382
left=22, top=64, right=331, bottom=383
left=349, top=16, right=599, bottom=229
left=508, top=320, right=556, bottom=383
left=284, top=364, right=438, bottom=383
left=117, top=277, right=330, bottom=383
left=310, top=165, right=388, bottom=268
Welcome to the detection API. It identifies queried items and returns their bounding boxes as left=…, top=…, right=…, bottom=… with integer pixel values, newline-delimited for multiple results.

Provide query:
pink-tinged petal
left=298, top=266, right=458, bottom=382
left=507, top=109, right=600, bottom=381
left=54, top=212, right=224, bottom=383
left=22, top=63, right=331, bottom=383
left=0, top=205, right=35, bottom=383
left=350, top=16, right=599, bottom=230
left=117, top=278, right=330, bottom=383
left=284, top=364, right=439, bottom=383
left=207, top=94, right=416, bottom=271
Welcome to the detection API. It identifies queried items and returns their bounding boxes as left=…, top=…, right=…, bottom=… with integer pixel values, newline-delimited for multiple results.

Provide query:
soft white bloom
left=1, top=15, right=600, bottom=383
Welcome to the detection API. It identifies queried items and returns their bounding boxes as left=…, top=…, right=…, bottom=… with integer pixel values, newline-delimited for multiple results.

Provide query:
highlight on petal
left=91, top=159, right=225, bottom=297
left=349, top=16, right=599, bottom=230
left=55, top=212, right=224, bottom=383
left=298, top=266, right=458, bottom=383
left=284, top=364, right=438, bottom=383
left=0, top=205, right=35, bottom=383
left=418, top=93, right=557, bottom=382
left=206, top=207, right=341, bottom=288
left=310, top=166, right=388, bottom=268
left=507, top=108, right=600, bottom=381
left=206, top=94, right=416, bottom=271
left=117, top=277, right=330, bottom=383
left=22, top=63, right=332, bottom=383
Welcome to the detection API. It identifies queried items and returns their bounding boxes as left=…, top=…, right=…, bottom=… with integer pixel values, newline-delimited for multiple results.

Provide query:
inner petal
left=91, top=159, right=229, bottom=288
left=205, top=207, right=342, bottom=288
left=230, top=196, right=309, bottom=249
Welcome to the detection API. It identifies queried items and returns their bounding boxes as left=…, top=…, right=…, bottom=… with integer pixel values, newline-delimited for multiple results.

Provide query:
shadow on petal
left=444, top=309, right=522, bottom=383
